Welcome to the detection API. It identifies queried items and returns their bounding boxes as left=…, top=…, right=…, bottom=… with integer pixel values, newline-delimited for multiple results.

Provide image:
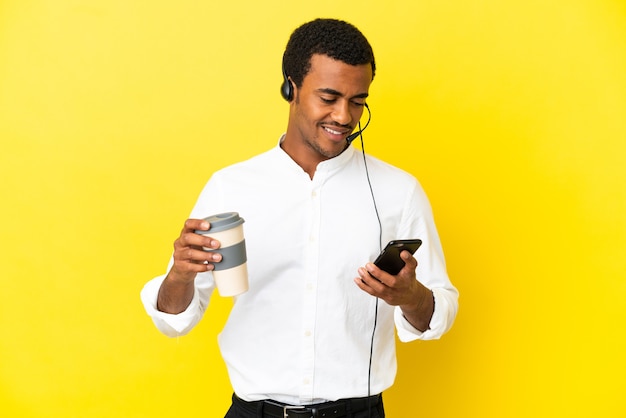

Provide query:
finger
left=178, top=230, right=219, bottom=250
left=183, top=218, right=210, bottom=233
left=175, top=219, right=215, bottom=248
left=354, top=275, right=376, bottom=296
left=358, top=267, right=388, bottom=291
left=365, top=263, right=398, bottom=286
left=400, top=250, right=418, bottom=270
left=177, top=247, right=222, bottom=264
left=173, top=260, right=214, bottom=274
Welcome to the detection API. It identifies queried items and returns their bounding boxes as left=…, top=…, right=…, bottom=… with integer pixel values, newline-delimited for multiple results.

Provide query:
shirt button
left=304, top=330, right=311, bottom=337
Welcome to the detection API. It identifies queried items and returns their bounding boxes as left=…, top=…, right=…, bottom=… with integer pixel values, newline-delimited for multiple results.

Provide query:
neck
left=279, top=139, right=321, bottom=179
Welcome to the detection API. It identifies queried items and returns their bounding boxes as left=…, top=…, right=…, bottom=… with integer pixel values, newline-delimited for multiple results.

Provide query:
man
left=141, top=18, right=458, bottom=418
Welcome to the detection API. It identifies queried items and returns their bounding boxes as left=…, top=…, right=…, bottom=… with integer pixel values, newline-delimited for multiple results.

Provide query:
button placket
left=299, top=182, right=322, bottom=402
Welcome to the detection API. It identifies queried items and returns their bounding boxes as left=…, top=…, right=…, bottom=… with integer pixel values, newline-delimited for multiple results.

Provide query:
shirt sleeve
left=394, top=287, right=459, bottom=342
left=139, top=271, right=215, bottom=337
left=393, top=179, right=459, bottom=341
left=140, top=173, right=222, bottom=337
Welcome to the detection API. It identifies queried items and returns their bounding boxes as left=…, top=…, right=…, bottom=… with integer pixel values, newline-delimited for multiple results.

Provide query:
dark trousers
left=225, top=393, right=385, bottom=418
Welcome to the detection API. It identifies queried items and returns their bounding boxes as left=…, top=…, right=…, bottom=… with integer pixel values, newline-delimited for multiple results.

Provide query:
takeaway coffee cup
left=195, top=212, right=248, bottom=297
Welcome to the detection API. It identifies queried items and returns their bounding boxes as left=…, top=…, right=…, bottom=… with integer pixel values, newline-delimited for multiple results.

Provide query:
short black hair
left=283, top=18, right=376, bottom=88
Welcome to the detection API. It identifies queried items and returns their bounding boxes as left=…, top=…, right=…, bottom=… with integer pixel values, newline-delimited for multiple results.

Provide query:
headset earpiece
left=280, top=55, right=293, bottom=102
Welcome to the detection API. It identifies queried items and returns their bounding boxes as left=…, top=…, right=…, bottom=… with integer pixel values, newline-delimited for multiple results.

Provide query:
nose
left=331, top=100, right=353, bottom=127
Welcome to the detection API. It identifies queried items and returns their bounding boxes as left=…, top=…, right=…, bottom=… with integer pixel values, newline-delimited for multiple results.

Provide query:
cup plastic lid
left=197, top=212, right=244, bottom=233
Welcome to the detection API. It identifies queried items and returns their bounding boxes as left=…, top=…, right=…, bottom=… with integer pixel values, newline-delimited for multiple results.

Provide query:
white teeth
left=324, top=127, right=343, bottom=135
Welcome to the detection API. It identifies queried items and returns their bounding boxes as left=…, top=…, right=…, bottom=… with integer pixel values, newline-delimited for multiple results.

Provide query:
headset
left=281, top=54, right=294, bottom=102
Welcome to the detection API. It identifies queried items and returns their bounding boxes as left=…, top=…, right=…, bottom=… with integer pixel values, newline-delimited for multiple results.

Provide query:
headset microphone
left=346, top=103, right=371, bottom=144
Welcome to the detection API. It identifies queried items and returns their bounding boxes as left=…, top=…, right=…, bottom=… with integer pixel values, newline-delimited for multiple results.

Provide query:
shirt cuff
left=395, top=287, right=454, bottom=342
left=140, top=274, right=203, bottom=337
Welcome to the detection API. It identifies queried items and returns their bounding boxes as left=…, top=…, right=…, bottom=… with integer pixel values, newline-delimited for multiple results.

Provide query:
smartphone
left=373, top=239, right=422, bottom=275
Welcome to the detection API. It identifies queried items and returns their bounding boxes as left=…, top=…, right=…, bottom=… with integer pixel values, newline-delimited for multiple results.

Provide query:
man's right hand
left=170, top=218, right=223, bottom=282
left=157, top=218, right=222, bottom=313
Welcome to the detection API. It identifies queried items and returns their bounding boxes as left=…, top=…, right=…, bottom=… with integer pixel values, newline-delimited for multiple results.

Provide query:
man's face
left=286, top=54, right=372, bottom=164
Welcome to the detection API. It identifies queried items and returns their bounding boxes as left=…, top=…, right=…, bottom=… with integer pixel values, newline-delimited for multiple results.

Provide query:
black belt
left=233, top=393, right=381, bottom=418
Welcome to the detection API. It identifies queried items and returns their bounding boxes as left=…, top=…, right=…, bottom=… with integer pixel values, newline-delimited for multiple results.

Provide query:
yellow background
left=1, top=0, right=625, bottom=416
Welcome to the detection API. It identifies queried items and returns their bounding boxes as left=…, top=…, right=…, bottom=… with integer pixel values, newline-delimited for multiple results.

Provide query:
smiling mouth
left=322, top=125, right=350, bottom=137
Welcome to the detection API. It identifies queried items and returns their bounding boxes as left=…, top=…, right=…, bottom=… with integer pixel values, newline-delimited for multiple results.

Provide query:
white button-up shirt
left=141, top=139, right=458, bottom=404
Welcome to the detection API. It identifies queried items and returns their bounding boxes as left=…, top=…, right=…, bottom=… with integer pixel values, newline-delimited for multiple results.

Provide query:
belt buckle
left=283, top=405, right=306, bottom=418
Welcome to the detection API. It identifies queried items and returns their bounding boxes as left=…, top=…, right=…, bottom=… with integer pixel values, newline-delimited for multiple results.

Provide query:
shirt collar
left=276, top=133, right=356, bottom=177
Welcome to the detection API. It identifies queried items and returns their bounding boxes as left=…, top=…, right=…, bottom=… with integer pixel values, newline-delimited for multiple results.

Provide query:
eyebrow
left=316, top=88, right=369, bottom=100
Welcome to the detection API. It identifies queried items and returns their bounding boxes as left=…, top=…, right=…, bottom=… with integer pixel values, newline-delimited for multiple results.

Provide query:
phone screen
left=373, top=239, right=422, bottom=275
